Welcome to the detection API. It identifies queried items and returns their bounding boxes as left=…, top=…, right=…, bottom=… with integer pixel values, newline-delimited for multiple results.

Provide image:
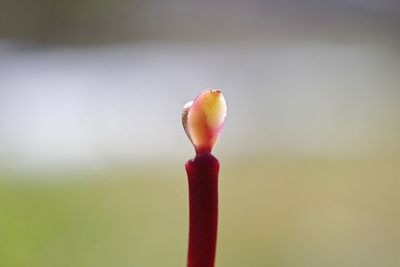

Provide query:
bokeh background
left=1, top=0, right=400, bottom=266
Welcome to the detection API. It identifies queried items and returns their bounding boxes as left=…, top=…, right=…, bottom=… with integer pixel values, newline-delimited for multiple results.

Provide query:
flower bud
left=182, top=89, right=227, bottom=154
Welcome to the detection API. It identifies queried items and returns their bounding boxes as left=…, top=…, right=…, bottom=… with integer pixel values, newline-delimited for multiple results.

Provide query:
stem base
left=185, top=153, right=219, bottom=267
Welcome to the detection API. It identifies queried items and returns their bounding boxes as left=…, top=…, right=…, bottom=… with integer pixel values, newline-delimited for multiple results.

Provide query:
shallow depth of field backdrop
left=1, top=1, right=400, bottom=266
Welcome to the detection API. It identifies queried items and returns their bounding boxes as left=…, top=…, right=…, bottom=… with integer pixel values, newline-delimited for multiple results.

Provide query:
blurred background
left=1, top=0, right=400, bottom=266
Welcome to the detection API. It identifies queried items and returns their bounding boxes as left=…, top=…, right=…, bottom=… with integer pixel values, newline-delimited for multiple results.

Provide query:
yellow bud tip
left=182, top=89, right=227, bottom=154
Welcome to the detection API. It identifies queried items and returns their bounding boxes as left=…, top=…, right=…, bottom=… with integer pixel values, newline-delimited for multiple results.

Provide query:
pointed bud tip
left=182, top=89, right=227, bottom=154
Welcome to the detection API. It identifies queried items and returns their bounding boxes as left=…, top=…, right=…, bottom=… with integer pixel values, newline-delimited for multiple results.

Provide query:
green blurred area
left=1, top=157, right=399, bottom=267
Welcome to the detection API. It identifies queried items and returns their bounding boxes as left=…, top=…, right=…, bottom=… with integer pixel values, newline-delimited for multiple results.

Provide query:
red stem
left=185, top=152, right=219, bottom=267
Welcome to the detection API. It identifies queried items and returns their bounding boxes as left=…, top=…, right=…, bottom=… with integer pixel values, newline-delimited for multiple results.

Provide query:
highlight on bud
left=182, top=89, right=227, bottom=154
